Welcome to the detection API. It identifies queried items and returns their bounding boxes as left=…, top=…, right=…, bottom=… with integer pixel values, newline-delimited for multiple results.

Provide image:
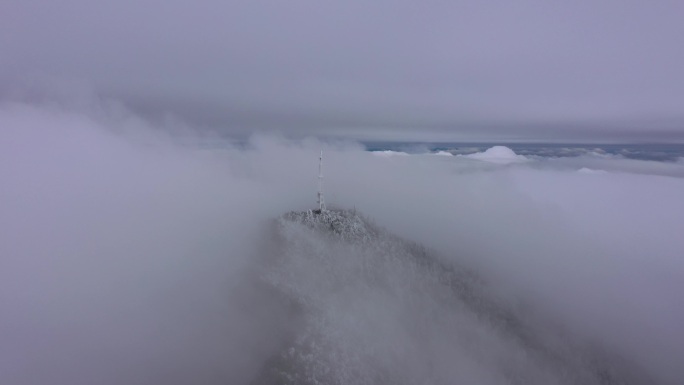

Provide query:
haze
left=2, top=1, right=684, bottom=384
left=2, top=103, right=684, bottom=383
left=2, top=0, right=683, bottom=141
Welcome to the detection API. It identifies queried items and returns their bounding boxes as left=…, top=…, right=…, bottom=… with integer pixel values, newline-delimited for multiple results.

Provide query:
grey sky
left=2, top=0, right=683, bottom=141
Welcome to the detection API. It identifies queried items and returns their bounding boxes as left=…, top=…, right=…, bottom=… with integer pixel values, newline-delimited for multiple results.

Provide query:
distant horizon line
left=358, top=140, right=684, bottom=146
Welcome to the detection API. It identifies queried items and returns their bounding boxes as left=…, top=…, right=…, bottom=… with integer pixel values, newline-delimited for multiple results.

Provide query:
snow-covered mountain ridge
left=248, top=208, right=651, bottom=385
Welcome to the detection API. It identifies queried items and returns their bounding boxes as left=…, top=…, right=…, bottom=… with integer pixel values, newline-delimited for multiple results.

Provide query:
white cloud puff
left=462, top=145, right=528, bottom=164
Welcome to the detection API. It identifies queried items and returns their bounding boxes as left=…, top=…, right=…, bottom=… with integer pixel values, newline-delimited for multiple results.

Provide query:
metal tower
left=317, top=150, right=326, bottom=211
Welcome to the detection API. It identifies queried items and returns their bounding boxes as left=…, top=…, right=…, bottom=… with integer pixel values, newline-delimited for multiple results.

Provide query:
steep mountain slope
left=251, top=209, right=650, bottom=385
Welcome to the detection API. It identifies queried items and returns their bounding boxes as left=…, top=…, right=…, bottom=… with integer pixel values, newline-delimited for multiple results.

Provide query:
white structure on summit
left=317, top=150, right=326, bottom=211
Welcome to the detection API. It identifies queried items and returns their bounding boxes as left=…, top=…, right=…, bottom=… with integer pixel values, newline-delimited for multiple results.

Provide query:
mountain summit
left=248, top=208, right=650, bottom=385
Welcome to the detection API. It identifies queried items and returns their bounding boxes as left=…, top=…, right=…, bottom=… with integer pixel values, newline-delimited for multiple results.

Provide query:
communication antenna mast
left=317, top=150, right=326, bottom=212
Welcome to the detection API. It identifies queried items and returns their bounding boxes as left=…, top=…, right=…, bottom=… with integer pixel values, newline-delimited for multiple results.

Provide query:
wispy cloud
left=2, top=101, right=683, bottom=383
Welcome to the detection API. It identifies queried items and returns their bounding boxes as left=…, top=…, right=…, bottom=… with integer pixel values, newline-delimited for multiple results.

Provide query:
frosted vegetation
left=250, top=209, right=652, bottom=384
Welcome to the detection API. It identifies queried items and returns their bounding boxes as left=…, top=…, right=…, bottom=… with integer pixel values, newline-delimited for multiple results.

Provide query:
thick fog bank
left=2, top=102, right=683, bottom=384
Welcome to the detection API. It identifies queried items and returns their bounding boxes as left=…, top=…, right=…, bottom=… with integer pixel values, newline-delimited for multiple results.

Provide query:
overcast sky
left=2, top=0, right=683, bottom=142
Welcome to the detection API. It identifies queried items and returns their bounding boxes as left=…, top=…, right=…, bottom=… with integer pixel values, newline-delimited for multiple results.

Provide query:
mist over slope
left=254, top=209, right=654, bottom=384
left=1, top=101, right=684, bottom=384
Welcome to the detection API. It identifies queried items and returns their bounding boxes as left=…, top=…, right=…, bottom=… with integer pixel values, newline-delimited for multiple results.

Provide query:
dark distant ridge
left=363, top=142, right=684, bottom=161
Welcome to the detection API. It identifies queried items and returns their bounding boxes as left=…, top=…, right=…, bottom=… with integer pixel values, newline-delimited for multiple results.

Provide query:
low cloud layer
left=1, top=101, right=684, bottom=384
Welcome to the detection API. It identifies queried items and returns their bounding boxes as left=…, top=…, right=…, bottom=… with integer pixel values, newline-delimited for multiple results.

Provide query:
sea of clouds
left=2, top=99, right=683, bottom=384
